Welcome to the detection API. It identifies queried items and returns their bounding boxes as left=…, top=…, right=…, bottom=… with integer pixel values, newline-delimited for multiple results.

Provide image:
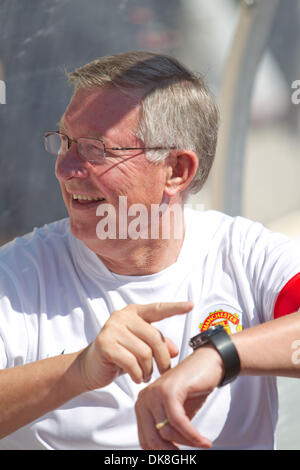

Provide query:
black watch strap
left=189, top=325, right=241, bottom=387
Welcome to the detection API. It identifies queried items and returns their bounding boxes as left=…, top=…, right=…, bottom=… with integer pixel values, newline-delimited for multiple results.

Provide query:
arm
left=135, top=311, right=300, bottom=450
left=0, top=350, right=85, bottom=438
left=0, top=301, right=193, bottom=437
left=234, top=310, right=300, bottom=377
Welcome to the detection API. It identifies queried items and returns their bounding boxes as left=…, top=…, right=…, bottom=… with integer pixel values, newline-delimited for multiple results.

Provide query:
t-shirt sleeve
left=0, top=262, right=29, bottom=368
left=273, top=272, right=300, bottom=319
left=234, top=217, right=300, bottom=323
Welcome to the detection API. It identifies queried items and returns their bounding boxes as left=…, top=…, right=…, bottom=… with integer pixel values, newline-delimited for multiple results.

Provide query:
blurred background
left=0, top=0, right=299, bottom=449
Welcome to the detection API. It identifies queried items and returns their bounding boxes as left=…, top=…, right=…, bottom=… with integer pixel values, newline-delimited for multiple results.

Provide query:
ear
left=164, top=151, right=198, bottom=198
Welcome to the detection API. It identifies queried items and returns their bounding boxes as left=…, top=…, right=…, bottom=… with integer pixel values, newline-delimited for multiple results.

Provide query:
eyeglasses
left=44, top=131, right=175, bottom=164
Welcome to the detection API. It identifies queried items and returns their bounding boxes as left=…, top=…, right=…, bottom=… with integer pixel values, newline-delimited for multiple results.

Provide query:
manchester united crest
left=199, top=307, right=243, bottom=335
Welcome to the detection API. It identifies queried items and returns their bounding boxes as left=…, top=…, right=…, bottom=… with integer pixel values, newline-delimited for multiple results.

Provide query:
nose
left=55, top=143, right=89, bottom=182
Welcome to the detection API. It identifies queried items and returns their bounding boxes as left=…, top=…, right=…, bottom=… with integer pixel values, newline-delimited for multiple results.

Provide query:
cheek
left=93, top=160, right=166, bottom=203
left=96, top=164, right=139, bottom=197
left=95, top=173, right=125, bottom=200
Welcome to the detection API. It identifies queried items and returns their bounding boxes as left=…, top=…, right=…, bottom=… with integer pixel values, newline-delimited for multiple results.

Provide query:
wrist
left=193, top=344, right=225, bottom=389
left=65, top=349, right=92, bottom=395
left=189, top=325, right=241, bottom=386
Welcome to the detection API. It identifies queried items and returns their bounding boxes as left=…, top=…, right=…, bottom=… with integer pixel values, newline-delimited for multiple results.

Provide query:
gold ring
left=155, top=419, right=169, bottom=431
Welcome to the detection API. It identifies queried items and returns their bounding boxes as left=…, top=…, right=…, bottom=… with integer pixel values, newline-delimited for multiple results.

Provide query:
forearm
left=0, top=301, right=191, bottom=438
left=232, top=311, right=300, bottom=378
left=0, top=350, right=87, bottom=438
left=135, top=311, right=300, bottom=450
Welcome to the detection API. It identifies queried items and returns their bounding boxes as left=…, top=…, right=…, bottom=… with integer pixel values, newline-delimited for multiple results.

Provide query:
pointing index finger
left=137, top=301, right=194, bottom=323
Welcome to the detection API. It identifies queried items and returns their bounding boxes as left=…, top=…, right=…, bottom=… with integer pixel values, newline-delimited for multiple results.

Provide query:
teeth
left=72, top=194, right=105, bottom=201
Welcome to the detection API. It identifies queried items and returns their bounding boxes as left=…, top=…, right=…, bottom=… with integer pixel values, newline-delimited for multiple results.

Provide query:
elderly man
left=1, top=51, right=300, bottom=450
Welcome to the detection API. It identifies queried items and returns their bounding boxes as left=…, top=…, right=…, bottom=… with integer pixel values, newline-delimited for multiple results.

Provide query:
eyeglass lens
left=45, top=133, right=106, bottom=163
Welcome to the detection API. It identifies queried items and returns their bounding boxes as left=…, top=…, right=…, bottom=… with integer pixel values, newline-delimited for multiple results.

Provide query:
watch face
left=189, top=324, right=225, bottom=350
left=203, top=324, right=224, bottom=338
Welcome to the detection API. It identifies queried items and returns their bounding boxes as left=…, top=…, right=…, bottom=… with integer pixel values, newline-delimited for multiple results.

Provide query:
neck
left=85, top=202, right=185, bottom=275
left=98, top=235, right=185, bottom=275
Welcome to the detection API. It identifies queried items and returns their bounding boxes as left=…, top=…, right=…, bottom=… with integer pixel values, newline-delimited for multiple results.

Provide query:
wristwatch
left=189, top=325, right=241, bottom=387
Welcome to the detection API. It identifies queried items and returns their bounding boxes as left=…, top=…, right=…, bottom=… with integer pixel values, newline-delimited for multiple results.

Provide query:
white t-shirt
left=1, top=208, right=300, bottom=450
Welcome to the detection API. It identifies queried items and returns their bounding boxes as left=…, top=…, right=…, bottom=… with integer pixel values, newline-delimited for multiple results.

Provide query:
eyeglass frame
left=44, top=131, right=176, bottom=161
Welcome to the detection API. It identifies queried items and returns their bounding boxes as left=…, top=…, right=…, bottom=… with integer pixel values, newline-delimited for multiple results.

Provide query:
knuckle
left=136, top=387, right=148, bottom=402
left=138, top=345, right=152, bottom=362
left=96, top=332, right=120, bottom=359
left=94, top=332, right=108, bottom=350
left=121, top=303, right=137, bottom=314
left=126, top=353, right=137, bottom=368
left=151, top=328, right=165, bottom=346
left=102, top=317, right=123, bottom=337
left=136, top=385, right=154, bottom=406
left=110, top=309, right=123, bottom=322
left=128, top=303, right=137, bottom=310
left=126, top=357, right=143, bottom=382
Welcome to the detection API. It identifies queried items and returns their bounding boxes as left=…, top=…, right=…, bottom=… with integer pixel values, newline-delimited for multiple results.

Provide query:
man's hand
left=0, top=301, right=193, bottom=438
left=77, top=301, right=194, bottom=390
left=135, top=345, right=224, bottom=450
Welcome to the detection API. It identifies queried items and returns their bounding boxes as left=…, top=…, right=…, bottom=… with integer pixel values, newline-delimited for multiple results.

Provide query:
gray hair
left=67, top=51, right=219, bottom=194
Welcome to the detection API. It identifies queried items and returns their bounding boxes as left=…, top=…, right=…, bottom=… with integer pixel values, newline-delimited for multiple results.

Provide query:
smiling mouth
left=70, top=193, right=107, bottom=208
left=72, top=194, right=105, bottom=202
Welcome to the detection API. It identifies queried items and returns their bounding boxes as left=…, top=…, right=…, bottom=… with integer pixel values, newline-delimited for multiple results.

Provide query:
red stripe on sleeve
left=274, top=272, right=300, bottom=319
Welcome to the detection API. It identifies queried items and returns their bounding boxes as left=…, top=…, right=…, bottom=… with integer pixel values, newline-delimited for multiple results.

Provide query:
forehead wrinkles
left=62, top=86, right=145, bottom=142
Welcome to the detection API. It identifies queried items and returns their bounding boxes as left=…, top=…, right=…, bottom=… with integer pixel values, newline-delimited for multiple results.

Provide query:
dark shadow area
left=0, top=0, right=182, bottom=244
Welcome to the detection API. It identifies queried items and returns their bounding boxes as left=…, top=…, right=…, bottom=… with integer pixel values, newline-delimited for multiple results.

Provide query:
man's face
left=55, top=86, right=170, bottom=249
